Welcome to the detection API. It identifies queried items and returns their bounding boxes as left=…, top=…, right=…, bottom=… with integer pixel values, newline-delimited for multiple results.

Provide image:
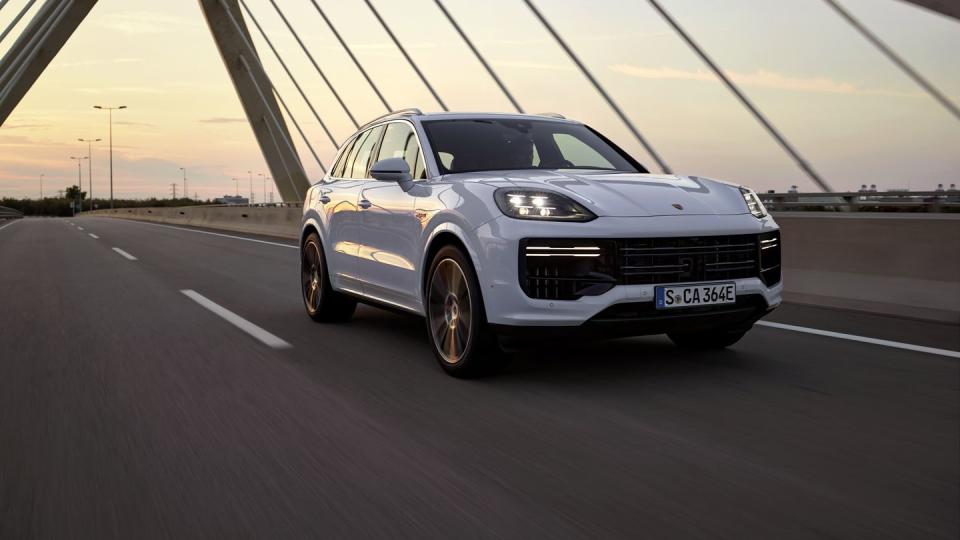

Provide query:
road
left=0, top=217, right=957, bottom=539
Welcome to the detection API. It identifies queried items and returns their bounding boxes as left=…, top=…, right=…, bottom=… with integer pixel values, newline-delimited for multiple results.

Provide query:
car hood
left=451, top=170, right=750, bottom=217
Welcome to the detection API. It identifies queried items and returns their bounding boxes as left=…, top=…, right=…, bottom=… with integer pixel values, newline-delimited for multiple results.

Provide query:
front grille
left=521, top=232, right=782, bottom=300
left=619, top=235, right=758, bottom=285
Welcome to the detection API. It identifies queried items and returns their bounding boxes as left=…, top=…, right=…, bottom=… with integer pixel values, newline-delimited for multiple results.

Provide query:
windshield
left=421, top=119, right=646, bottom=175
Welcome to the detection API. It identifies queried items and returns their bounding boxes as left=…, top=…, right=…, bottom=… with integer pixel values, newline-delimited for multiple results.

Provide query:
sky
left=0, top=0, right=958, bottom=201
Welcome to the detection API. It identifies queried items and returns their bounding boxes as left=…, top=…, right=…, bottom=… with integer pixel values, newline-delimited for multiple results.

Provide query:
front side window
left=422, top=119, right=645, bottom=175
left=347, top=125, right=384, bottom=179
left=375, top=122, right=427, bottom=180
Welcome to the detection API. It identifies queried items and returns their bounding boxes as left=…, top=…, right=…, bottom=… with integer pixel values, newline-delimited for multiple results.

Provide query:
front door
left=357, top=121, right=427, bottom=311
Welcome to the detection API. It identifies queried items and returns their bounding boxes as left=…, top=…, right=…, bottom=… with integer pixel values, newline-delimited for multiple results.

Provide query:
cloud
left=56, top=58, right=143, bottom=68
left=94, top=12, right=197, bottom=35
left=198, top=117, right=248, bottom=124
left=492, top=60, right=574, bottom=72
left=608, top=65, right=919, bottom=97
left=74, top=86, right=162, bottom=95
left=1, top=123, right=50, bottom=130
left=113, top=121, right=155, bottom=127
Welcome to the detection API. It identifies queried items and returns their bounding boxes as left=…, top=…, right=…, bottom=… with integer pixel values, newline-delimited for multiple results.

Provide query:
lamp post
left=39, top=173, right=44, bottom=199
left=258, top=173, right=270, bottom=205
left=232, top=177, right=239, bottom=197
left=78, top=138, right=101, bottom=211
left=93, top=105, right=126, bottom=209
left=70, top=156, right=88, bottom=216
left=179, top=167, right=187, bottom=201
left=248, top=170, right=254, bottom=205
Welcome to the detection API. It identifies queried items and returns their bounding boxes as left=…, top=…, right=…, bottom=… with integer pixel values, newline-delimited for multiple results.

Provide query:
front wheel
left=668, top=328, right=748, bottom=350
left=301, top=232, right=356, bottom=322
left=425, top=245, right=504, bottom=377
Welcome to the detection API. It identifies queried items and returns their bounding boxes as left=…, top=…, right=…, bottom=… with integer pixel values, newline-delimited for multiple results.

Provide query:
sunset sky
left=1, top=0, right=958, bottom=201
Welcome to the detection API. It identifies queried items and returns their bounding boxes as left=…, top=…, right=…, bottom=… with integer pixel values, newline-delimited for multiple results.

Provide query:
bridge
left=0, top=1, right=958, bottom=539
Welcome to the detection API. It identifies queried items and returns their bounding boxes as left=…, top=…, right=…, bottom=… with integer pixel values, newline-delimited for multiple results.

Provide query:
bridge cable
left=234, top=0, right=339, bottom=149
left=0, top=0, right=37, bottom=47
left=822, top=0, right=959, bottom=121
left=646, top=0, right=834, bottom=191
left=307, top=0, right=391, bottom=112
left=0, top=0, right=10, bottom=13
left=217, top=0, right=327, bottom=191
left=272, top=86, right=328, bottom=174
left=362, top=0, right=448, bottom=111
left=237, top=53, right=309, bottom=199
left=522, top=0, right=672, bottom=174
left=263, top=0, right=359, bottom=128
left=434, top=0, right=523, bottom=113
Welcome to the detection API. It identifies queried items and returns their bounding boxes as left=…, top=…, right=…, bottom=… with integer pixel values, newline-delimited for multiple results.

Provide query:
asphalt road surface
left=1, top=217, right=957, bottom=540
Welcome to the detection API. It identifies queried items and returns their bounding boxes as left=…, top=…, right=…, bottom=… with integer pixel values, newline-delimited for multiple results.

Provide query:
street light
left=78, top=138, right=101, bottom=211
left=179, top=167, right=187, bottom=201
left=70, top=156, right=88, bottom=216
left=232, top=177, right=239, bottom=197
left=39, top=173, right=44, bottom=199
left=248, top=170, right=254, bottom=205
left=93, top=105, right=126, bottom=209
left=258, top=173, right=270, bottom=205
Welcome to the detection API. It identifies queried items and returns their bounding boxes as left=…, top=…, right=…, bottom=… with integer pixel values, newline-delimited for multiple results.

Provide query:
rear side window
left=376, top=122, right=427, bottom=180
left=347, top=126, right=384, bottom=179
left=331, top=136, right=358, bottom=178
left=340, top=130, right=369, bottom=179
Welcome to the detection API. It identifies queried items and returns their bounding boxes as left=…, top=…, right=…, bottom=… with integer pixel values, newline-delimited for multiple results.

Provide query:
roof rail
left=535, top=112, right=565, bottom=119
left=359, top=108, right=423, bottom=130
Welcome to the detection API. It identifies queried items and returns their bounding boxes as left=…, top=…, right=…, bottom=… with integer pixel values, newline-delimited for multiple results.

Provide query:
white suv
left=301, top=110, right=782, bottom=376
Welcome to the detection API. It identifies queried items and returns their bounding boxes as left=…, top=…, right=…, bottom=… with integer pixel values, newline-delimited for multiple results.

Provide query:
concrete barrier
left=88, top=207, right=960, bottom=324
left=87, top=205, right=301, bottom=239
left=775, top=212, right=960, bottom=324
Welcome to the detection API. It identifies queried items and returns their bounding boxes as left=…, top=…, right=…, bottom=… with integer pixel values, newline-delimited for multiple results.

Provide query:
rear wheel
left=425, top=245, right=504, bottom=377
left=301, top=232, right=356, bottom=322
left=668, top=328, right=748, bottom=350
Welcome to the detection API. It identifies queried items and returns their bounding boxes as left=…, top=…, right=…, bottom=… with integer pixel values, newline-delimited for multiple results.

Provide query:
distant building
left=215, top=195, right=249, bottom=205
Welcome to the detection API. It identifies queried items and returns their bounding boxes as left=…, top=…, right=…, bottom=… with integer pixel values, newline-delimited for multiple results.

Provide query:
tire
left=668, top=328, right=748, bottom=350
left=425, top=245, right=504, bottom=377
left=301, top=232, right=356, bottom=322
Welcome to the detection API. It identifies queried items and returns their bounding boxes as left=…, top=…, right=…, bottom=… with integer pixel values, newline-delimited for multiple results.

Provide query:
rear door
left=321, top=129, right=373, bottom=292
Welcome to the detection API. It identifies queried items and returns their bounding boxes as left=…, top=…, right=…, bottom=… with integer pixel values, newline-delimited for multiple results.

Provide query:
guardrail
left=0, top=205, right=24, bottom=220
left=762, top=191, right=960, bottom=212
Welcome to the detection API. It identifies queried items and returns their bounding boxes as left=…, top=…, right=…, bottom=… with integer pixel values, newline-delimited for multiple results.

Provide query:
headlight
left=494, top=188, right=596, bottom=222
left=740, top=187, right=768, bottom=218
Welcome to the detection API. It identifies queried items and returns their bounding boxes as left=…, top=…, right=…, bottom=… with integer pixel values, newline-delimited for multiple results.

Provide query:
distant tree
left=64, top=185, right=86, bottom=201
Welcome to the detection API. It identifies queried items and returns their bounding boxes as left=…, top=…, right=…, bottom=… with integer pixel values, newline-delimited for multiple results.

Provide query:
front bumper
left=469, top=214, right=782, bottom=329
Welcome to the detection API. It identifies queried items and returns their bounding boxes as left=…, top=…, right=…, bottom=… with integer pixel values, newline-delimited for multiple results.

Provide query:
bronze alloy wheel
left=302, top=237, right=323, bottom=315
left=428, top=258, right=472, bottom=364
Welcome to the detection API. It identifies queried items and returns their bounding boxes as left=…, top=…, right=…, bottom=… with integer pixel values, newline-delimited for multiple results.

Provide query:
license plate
left=655, top=282, right=736, bottom=309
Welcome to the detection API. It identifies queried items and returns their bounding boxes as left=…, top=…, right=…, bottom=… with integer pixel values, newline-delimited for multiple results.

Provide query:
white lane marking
left=180, top=290, right=292, bottom=350
left=756, top=321, right=960, bottom=359
left=100, top=219, right=297, bottom=249
left=0, top=220, right=22, bottom=232
left=77, top=226, right=84, bottom=231
left=89, top=233, right=99, bottom=239
left=112, top=247, right=138, bottom=261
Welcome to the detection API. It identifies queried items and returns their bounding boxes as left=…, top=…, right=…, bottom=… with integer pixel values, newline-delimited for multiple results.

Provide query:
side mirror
left=370, top=157, right=412, bottom=184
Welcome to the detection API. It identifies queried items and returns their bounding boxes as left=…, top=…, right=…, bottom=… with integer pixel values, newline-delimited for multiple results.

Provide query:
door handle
left=318, top=195, right=331, bottom=204
left=358, top=199, right=372, bottom=209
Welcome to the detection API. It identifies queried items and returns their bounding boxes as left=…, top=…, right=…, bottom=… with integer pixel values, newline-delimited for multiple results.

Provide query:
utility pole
left=94, top=105, right=127, bottom=208
left=170, top=183, right=178, bottom=199
left=78, top=138, right=100, bottom=210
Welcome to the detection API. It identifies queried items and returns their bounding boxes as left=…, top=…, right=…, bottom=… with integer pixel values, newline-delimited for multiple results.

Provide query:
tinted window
left=422, top=119, right=644, bottom=174
left=376, top=122, right=427, bottom=180
left=332, top=136, right=358, bottom=178
left=347, top=126, right=384, bottom=179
